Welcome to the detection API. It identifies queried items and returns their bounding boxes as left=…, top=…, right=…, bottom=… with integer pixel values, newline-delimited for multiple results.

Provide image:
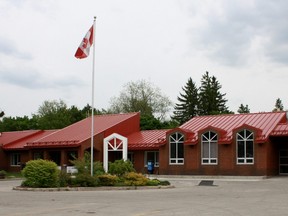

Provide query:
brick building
left=1, top=111, right=288, bottom=176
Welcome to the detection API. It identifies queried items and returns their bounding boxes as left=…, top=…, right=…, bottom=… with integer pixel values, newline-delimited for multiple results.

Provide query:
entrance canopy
left=103, top=133, right=127, bottom=172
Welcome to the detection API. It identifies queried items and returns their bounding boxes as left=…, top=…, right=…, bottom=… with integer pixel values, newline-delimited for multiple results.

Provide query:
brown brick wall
left=158, top=138, right=280, bottom=176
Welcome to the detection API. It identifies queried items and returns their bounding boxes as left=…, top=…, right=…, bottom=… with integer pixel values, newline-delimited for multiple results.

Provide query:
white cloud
left=1, top=0, right=288, bottom=117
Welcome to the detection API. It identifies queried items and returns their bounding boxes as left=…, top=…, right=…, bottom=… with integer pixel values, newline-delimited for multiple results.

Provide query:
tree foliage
left=172, top=78, right=198, bottom=125
left=0, top=116, right=37, bottom=131
left=0, top=100, right=110, bottom=132
left=273, top=98, right=284, bottom=112
left=35, top=99, right=72, bottom=129
left=238, top=104, right=250, bottom=114
left=172, top=72, right=232, bottom=124
left=109, top=80, right=173, bottom=121
left=198, top=71, right=230, bottom=115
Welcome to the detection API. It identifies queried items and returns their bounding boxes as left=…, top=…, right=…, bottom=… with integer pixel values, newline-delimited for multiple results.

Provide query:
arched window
left=201, top=131, right=218, bottom=164
left=169, top=132, right=184, bottom=164
left=236, top=129, right=254, bottom=164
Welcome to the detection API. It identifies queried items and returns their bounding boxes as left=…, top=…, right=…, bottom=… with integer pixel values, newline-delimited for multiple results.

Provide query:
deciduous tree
left=109, top=80, right=173, bottom=121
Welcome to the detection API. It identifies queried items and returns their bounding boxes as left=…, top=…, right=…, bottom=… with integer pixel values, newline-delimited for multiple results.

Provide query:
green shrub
left=159, top=180, right=170, bottom=186
left=123, top=172, right=149, bottom=186
left=71, top=173, right=99, bottom=187
left=108, top=160, right=135, bottom=177
left=98, top=174, right=119, bottom=186
left=93, top=161, right=105, bottom=176
left=146, top=179, right=161, bottom=186
left=70, top=152, right=105, bottom=176
left=21, top=159, right=59, bottom=188
left=58, top=172, right=71, bottom=187
left=0, top=170, right=7, bottom=175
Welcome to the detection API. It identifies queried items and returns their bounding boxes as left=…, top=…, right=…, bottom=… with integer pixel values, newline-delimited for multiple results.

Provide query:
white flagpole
left=91, top=16, right=96, bottom=176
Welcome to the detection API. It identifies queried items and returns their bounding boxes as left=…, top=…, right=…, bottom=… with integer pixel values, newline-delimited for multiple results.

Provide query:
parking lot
left=1, top=176, right=288, bottom=216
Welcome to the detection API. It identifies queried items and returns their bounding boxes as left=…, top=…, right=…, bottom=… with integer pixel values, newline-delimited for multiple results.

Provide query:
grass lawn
left=6, top=172, right=23, bottom=179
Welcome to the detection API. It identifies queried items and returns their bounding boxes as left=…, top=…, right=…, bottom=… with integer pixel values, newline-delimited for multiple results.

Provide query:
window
left=128, top=152, right=134, bottom=164
left=169, top=132, right=184, bottom=164
left=237, top=129, right=254, bottom=164
left=11, top=153, right=20, bottom=166
left=144, top=151, right=159, bottom=167
left=201, top=131, right=218, bottom=164
left=67, top=151, right=78, bottom=165
left=33, top=151, right=44, bottom=160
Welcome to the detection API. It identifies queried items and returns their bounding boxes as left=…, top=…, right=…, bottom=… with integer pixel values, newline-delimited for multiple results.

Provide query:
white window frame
left=10, top=153, right=21, bottom=166
left=169, top=132, right=184, bottom=165
left=201, top=131, right=218, bottom=165
left=144, top=151, right=159, bottom=167
left=236, top=129, right=254, bottom=164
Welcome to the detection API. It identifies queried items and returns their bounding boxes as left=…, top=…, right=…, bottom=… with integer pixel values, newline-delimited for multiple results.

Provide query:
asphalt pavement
left=1, top=176, right=288, bottom=216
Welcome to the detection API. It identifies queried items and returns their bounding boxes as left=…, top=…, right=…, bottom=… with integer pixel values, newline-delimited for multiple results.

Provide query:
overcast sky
left=1, top=0, right=288, bottom=117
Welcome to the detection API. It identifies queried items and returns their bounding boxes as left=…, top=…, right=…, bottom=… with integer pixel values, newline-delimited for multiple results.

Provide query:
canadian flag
left=75, top=25, right=94, bottom=59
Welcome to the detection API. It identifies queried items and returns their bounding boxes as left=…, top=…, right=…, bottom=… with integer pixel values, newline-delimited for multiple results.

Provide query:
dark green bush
left=21, top=159, right=59, bottom=188
left=71, top=173, right=99, bottom=187
left=108, top=160, right=135, bottom=177
left=58, top=172, right=71, bottom=187
left=158, top=180, right=170, bottom=186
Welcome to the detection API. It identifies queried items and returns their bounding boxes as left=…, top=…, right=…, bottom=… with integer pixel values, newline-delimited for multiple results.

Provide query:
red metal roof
left=127, top=130, right=168, bottom=150
left=26, top=113, right=139, bottom=148
left=180, top=112, right=287, bottom=144
left=271, top=123, right=288, bottom=136
left=2, top=130, right=57, bottom=150
left=0, top=130, right=40, bottom=147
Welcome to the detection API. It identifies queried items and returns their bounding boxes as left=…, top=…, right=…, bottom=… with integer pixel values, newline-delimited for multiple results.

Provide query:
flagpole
left=91, top=16, right=96, bottom=176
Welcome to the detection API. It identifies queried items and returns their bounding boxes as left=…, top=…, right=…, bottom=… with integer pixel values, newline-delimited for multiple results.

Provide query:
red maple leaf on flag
left=75, top=26, right=93, bottom=59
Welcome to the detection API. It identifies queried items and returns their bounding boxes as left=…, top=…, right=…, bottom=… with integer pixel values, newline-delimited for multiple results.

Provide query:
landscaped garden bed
left=14, top=153, right=171, bottom=191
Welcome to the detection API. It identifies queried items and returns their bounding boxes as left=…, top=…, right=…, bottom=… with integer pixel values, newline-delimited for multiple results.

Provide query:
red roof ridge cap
left=93, top=112, right=139, bottom=118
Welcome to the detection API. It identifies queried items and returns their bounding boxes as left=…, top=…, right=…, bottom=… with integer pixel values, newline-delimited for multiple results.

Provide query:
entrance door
left=49, top=151, right=61, bottom=166
left=279, top=150, right=288, bottom=175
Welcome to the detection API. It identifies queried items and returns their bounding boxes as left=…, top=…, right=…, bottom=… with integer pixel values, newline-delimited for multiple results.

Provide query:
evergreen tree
left=238, top=104, right=250, bottom=113
left=273, top=98, right=284, bottom=112
left=198, top=71, right=230, bottom=115
left=172, top=78, right=198, bottom=124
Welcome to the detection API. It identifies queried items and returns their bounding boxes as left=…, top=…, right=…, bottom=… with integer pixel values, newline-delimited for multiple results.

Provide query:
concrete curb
left=13, top=185, right=175, bottom=192
left=148, top=174, right=267, bottom=181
